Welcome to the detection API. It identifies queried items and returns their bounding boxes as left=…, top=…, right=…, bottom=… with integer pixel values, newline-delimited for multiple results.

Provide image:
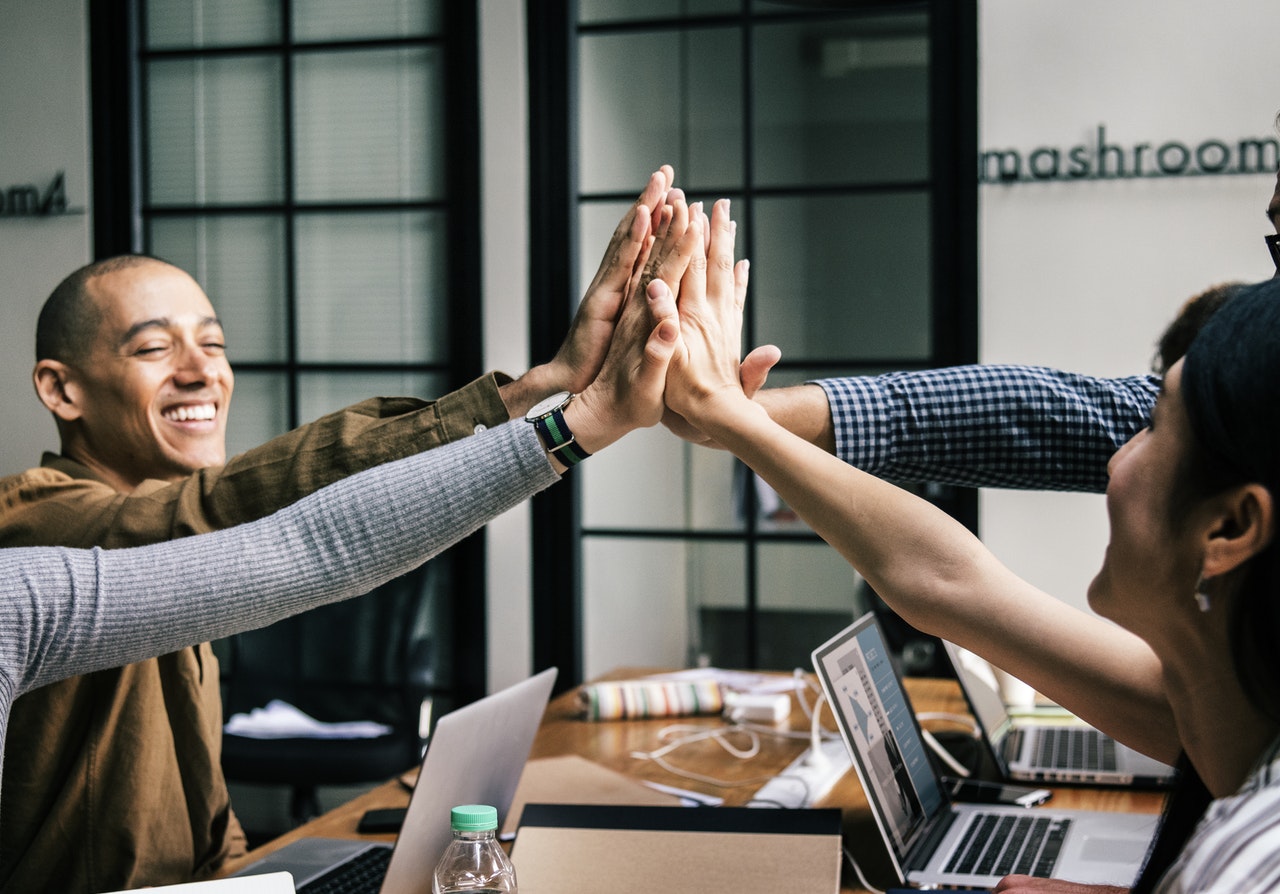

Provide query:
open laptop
left=234, top=667, right=557, bottom=894
left=941, top=639, right=1178, bottom=788
left=813, top=615, right=1159, bottom=889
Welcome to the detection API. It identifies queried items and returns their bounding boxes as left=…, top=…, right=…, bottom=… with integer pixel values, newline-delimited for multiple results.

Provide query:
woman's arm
left=663, top=199, right=1179, bottom=764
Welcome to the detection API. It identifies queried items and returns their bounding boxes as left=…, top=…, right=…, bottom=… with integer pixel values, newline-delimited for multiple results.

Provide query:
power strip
left=748, top=737, right=852, bottom=808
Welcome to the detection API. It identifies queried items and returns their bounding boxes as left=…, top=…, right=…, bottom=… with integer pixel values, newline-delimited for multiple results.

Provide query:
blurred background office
left=0, top=0, right=1275, bottom=828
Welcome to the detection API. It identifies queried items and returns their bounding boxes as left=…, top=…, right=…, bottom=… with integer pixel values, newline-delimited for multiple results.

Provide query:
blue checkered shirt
left=814, top=365, right=1159, bottom=493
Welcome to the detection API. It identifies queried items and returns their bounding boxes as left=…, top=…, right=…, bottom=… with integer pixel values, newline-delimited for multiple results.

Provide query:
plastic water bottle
left=432, top=804, right=518, bottom=893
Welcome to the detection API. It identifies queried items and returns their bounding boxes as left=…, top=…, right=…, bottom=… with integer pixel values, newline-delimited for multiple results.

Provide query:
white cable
left=920, top=726, right=971, bottom=777
left=806, top=690, right=830, bottom=768
left=843, top=846, right=885, bottom=894
left=915, top=711, right=980, bottom=735
left=630, top=723, right=776, bottom=788
left=915, top=710, right=981, bottom=777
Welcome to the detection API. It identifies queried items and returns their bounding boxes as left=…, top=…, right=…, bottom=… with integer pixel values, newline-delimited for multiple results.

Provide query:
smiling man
left=0, top=165, right=682, bottom=894
left=33, top=257, right=234, bottom=490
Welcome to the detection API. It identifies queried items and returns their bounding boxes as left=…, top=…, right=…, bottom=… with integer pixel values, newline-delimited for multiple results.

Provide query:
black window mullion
left=528, top=0, right=582, bottom=694
left=280, top=0, right=301, bottom=431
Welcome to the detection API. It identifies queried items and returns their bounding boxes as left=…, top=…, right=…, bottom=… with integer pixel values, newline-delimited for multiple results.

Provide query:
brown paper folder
left=511, top=804, right=843, bottom=894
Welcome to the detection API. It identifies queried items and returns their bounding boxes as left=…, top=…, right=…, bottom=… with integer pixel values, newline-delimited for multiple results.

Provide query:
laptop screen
left=813, top=614, right=946, bottom=865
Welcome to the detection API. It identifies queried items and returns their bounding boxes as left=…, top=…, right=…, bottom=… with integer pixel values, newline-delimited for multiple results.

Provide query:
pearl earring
left=1194, top=577, right=1211, bottom=613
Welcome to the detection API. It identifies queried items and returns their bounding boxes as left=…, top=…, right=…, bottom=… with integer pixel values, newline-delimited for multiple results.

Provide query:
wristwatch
left=525, top=390, right=591, bottom=466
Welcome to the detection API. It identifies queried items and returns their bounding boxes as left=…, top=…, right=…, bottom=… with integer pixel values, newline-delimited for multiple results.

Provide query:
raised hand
left=664, top=199, right=768, bottom=428
left=500, top=166, right=675, bottom=417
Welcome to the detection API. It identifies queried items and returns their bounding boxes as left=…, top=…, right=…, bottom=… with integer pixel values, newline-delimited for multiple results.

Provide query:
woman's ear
left=33, top=360, right=84, bottom=422
left=1201, top=483, right=1275, bottom=579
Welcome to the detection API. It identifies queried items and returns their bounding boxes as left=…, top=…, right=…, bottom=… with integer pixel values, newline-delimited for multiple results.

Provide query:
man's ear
left=33, top=360, right=84, bottom=422
left=1201, top=483, right=1275, bottom=579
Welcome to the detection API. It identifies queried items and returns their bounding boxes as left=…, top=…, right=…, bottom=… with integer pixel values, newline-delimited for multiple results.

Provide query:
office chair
left=218, top=562, right=441, bottom=827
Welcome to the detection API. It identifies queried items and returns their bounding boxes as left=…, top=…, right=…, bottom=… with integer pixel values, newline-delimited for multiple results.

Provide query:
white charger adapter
left=722, top=691, right=791, bottom=724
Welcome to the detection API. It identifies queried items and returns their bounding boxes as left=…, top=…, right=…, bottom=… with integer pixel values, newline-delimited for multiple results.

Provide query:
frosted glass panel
left=148, top=215, right=289, bottom=364
left=758, top=542, right=863, bottom=614
left=577, top=201, right=629, bottom=312
left=148, top=57, right=284, bottom=205
left=582, top=427, right=740, bottom=532
left=579, top=30, right=741, bottom=193
left=752, top=192, right=931, bottom=362
left=146, top=0, right=280, bottom=49
left=294, top=212, right=447, bottom=363
left=293, top=48, right=443, bottom=202
left=225, top=372, right=290, bottom=458
left=298, top=371, right=446, bottom=421
left=293, top=0, right=441, bottom=40
left=753, top=15, right=929, bottom=187
left=583, top=538, right=744, bottom=677
left=755, top=541, right=864, bottom=670
left=579, top=0, right=738, bottom=23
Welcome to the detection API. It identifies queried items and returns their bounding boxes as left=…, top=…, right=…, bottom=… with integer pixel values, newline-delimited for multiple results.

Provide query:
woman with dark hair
left=664, top=198, right=1280, bottom=892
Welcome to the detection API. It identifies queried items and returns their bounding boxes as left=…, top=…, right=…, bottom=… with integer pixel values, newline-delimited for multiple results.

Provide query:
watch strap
left=532, top=406, right=592, bottom=465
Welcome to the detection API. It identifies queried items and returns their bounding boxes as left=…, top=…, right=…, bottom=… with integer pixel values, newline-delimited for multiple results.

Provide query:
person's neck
left=1162, top=643, right=1278, bottom=797
left=57, top=442, right=167, bottom=494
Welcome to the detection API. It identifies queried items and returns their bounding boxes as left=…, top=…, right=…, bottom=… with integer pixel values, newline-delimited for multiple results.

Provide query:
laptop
left=941, top=639, right=1178, bottom=788
left=812, top=615, right=1159, bottom=889
left=233, top=667, right=558, bottom=894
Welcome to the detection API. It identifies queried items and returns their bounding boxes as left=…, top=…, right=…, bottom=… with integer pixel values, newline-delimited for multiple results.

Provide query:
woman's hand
left=664, top=198, right=775, bottom=430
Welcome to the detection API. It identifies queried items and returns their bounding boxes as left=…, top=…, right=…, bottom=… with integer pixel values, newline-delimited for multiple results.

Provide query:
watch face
left=526, top=390, right=572, bottom=421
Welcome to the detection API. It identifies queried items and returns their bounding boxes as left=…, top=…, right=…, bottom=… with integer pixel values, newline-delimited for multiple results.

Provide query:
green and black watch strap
left=532, top=407, right=591, bottom=466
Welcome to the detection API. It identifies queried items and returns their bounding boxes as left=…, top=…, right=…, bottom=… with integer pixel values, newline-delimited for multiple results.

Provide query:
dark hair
left=1152, top=281, right=1247, bottom=375
left=1130, top=757, right=1212, bottom=894
left=35, top=254, right=165, bottom=364
left=1179, top=277, right=1280, bottom=723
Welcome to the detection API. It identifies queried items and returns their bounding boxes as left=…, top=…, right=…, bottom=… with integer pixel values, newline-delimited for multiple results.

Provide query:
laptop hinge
left=906, top=809, right=959, bottom=870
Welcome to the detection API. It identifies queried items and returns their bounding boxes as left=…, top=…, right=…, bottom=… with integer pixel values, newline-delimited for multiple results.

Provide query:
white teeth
left=164, top=405, right=216, bottom=423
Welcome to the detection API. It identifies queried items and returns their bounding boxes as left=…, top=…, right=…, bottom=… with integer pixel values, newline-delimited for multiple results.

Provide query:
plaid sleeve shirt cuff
left=811, top=366, right=1158, bottom=493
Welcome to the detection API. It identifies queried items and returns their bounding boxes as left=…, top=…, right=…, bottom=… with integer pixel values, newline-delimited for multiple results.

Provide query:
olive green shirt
left=0, top=374, right=510, bottom=893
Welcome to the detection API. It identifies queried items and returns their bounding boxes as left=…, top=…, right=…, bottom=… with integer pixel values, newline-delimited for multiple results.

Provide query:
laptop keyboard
left=297, top=846, right=393, bottom=894
left=1009, top=726, right=1119, bottom=772
left=943, top=812, right=1071, bottom=878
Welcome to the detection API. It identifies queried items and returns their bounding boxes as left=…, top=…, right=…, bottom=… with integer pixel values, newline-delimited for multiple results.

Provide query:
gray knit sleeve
left=2, top=420, right=558, bottom=699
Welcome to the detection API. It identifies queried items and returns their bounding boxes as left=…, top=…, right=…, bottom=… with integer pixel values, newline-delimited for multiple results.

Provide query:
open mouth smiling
left=162, top=403, right=217, bottom=423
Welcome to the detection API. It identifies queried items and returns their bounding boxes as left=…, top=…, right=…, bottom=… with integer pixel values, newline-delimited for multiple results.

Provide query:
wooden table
left=221, top=671, right=1167, bottom=892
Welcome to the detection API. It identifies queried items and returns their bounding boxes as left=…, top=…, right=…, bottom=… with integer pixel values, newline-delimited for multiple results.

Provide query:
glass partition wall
left=94, top=0, right=487, bottom=706
left=533, top=0, right=978, bottom=682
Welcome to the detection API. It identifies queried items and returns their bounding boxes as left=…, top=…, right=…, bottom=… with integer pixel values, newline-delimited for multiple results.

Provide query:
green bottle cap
left=450, top=804, right=499, bottom=831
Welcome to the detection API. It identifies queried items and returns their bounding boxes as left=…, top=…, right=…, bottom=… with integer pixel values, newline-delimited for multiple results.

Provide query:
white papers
left=101, top=871, right=294, bottom=893
left=223, top=699, right=392, bottom=740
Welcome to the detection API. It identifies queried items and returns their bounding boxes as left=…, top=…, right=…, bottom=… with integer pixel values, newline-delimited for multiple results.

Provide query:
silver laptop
left=233, top=667, right=557, bottom=894
left=941, top=639, right=1177, bottom=788
left=812, top=615, right=1158, bottom=889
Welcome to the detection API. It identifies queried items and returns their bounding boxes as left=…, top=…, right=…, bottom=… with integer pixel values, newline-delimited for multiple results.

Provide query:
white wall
left=978, top=0, right=1278, bottom=611
left=0, top=0, right=91, bottom=476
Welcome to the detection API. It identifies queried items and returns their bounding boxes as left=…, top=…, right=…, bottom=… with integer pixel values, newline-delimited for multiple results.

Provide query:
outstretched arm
left=663, top=199, right=1179, bottom=764
left=672, top=367, right=1158, bottom=494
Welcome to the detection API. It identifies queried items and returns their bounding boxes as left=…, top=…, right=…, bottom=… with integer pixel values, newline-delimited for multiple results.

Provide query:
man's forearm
left=755, top=384, right=836, bottom=453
